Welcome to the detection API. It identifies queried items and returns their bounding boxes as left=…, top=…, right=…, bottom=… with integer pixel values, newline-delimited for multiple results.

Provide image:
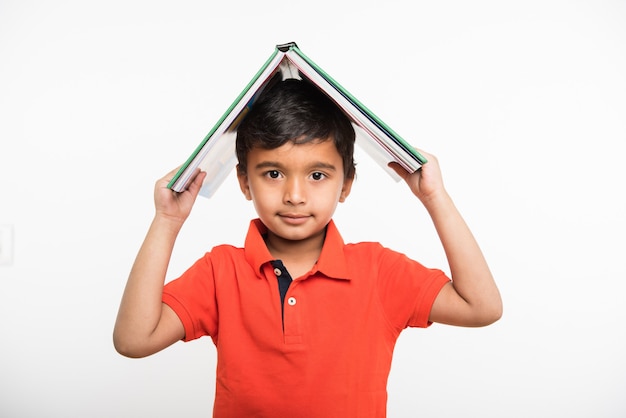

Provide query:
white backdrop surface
left=1, top=1, right=625, bottom=417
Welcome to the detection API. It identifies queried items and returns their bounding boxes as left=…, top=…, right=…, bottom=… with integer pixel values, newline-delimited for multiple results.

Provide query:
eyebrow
left=254, top=161, right=338, bottom=172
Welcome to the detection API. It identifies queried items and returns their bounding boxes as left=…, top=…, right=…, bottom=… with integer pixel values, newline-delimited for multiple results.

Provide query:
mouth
left=278, top=213, right=311, bottom=225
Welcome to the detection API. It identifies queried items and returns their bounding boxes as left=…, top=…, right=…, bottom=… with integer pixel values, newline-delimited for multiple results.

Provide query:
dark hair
left=236, top=78, right=356, bottom=179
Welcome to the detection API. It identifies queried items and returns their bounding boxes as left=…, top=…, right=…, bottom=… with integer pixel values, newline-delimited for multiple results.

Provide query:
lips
left=279, top=213, right=310, bottom=225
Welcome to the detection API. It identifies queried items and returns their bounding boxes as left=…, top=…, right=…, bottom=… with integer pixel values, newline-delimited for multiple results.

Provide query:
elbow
left=474, top=285, right=503, bottom=326
left=114, top=341, right=149, bottom=359
left=476, top=300, right=503, bottom=327
left=113, top=331, right=149, bottom=359
left=113, top=336, right=136, bottom=359
left=482, top=311, right=502, bottom=327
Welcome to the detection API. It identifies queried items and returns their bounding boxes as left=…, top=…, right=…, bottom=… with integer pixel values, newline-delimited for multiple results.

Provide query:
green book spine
left=290, top=45, right=426, bottom=165
left=167, top=48, right=284, bottom=189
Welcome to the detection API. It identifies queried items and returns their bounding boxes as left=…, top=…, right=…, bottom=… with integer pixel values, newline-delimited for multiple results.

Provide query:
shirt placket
left=270, top=260, right=303, bottom=344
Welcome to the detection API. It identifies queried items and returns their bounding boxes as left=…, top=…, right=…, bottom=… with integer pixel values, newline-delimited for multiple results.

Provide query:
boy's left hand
left=391, top=149, right=503, bottom=327
left=388, top=149, right=445, bottom=203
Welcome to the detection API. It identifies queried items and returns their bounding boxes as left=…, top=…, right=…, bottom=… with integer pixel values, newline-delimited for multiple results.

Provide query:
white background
left=1, top=1, right=625, bottom=417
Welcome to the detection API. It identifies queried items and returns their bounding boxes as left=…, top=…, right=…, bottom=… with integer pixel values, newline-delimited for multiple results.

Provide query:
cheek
left=335, top=184, right=348, bottom=202
left=249, top=187, right=275, bottom=211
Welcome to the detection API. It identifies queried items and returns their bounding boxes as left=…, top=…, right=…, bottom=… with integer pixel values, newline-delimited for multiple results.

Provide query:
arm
left=113, top=168, right=207, bottom=358
left=389, top=152, right=502, bottom=327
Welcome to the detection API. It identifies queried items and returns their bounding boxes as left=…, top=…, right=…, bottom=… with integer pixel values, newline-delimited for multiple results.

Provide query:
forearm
left=423, top=190, right=502, bottom=324
left=113, top=215, right=183, bottom=354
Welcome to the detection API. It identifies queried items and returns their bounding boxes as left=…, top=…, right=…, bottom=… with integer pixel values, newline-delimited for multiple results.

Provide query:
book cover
left=168, top=42, right=425, bottom=198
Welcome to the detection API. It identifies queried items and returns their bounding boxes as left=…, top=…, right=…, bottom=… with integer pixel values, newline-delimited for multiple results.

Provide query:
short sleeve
left=376, top=247, right=450, bottom=330
left=162, top=254, right=219, bottom=341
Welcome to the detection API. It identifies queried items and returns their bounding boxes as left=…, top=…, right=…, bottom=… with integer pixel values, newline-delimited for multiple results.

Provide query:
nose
left=283, top=176, right=305, bottom=205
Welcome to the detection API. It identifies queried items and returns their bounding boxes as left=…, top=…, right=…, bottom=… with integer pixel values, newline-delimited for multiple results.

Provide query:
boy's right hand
left=114, top=167, right=205, bottom=358
left=154, top=168, right=207, bottom=224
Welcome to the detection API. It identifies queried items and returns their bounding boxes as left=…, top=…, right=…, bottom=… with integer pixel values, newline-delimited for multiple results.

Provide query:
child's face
left=237, top=138, right=353, bottom=246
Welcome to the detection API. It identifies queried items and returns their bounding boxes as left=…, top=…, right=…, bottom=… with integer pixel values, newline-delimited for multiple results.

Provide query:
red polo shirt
left=162, top=219, right=449, bottom=418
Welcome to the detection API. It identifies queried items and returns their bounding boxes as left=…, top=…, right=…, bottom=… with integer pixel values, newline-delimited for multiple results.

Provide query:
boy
left=114, top=79, right=502, bottom=417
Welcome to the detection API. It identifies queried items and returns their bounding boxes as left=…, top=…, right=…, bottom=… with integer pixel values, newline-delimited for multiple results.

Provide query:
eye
left=265, top=170, right=281, bottom=179
left=311, top=172, right=326, bottom=181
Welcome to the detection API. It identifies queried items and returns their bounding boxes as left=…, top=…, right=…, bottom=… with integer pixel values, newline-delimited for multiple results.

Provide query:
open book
left=168, top=42, right=426, bottom=198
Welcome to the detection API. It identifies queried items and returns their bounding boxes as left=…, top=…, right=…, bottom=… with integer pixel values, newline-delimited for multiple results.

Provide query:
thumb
left=387, top=162, right=410, bottom=181
left=184, top=169, right=207, bottom=198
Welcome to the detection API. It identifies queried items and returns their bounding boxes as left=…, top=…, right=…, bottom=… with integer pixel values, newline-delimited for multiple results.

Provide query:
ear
left=338, top=175, right=354, bottom=203
left=236, top=165, right=252, bottom=201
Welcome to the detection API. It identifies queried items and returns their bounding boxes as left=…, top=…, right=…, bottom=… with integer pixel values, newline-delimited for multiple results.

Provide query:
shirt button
left=274, top=268, right=282, bottom=276
left=287, top=297, right=297, bottom=306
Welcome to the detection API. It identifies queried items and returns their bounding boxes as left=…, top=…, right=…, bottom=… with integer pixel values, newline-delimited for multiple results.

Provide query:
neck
left=264, top=227, right=326, bottom=275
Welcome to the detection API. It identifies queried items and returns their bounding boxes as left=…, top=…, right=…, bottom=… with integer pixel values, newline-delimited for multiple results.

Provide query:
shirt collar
left=244, top=218, right=349, bottom=281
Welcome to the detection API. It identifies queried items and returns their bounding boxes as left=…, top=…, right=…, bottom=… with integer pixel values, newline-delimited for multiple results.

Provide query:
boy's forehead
left=258, top=136, right=336, bottom=153
left=249, top=139, right=342, bottom=164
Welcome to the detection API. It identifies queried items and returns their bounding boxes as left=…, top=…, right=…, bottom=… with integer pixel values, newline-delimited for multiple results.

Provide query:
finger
left=387, top=161, right=410, bottom=180
left=185, top=169, right=207, bottom=196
